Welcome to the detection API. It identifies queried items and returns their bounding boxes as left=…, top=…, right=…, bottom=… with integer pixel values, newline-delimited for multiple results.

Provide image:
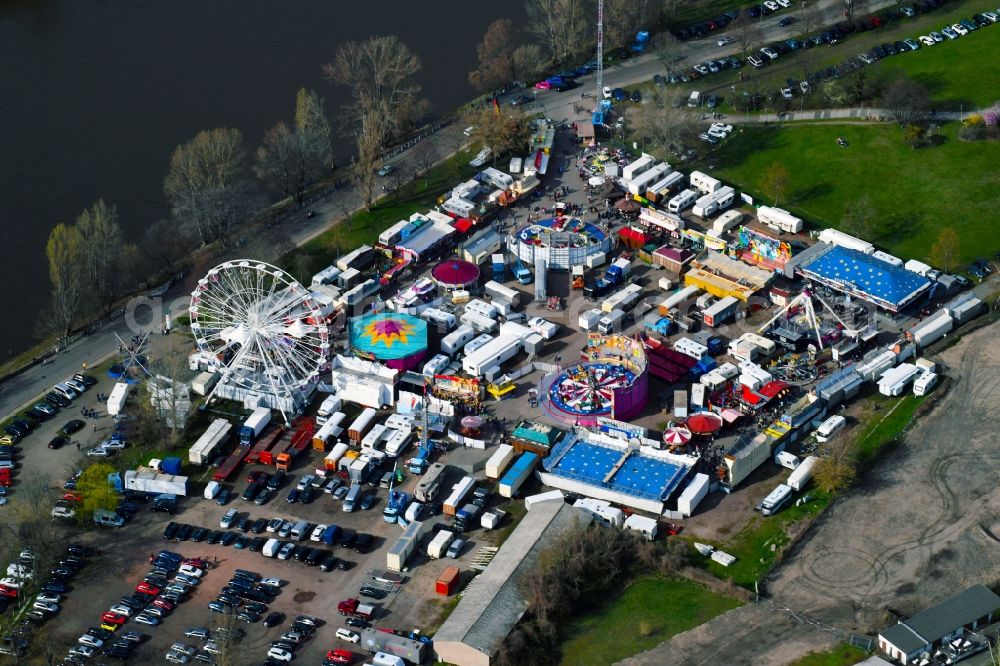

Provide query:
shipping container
left=524, top=489, right=565, bottom=510
left=436, top=566, right=460, bottom=596
left=485, top=444, right=515, bottom=480
left=348, top=408, right=378, bottom=443
left=676, top=473, right=710, bottom=517
left=189, top=419, right=232, bottom=465
left=499, top=452, right=539, bottom=498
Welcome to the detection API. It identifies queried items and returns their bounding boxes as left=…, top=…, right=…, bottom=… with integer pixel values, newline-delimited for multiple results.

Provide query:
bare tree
left=461, top=106, right=532, bottom=167
left=634, top=102, right=700, bottom=157
left=144, top=218, right=196, bottom=273
left=842, top=195, right=876, bottom=239
left=734, top=15, right=765, bottom=58
left=882, top=77, right=931, bottom=126
left=525, top=0, right=563, bottom=62
left=512, top=44, right=546, bottom=84
left=75, top=199, right=124, bottom=314
left=255, top=121, right=326, bottom=206
left=652, top=32, right=686, bottom=79
left=164, top=128, right=257, bottom=246
left=814, top=436, right=857, bottom=493
left=294, top=88, right=335, bottom=173
left=800, top=2, right=825, bottom=38
left=525, top=0, right=590, bottom=63
left=324, top=35, right=422, bottom=210
left=410, top=140, right=439, bottom=187
left=45, top=222, right=86, bottom=340
left=469, top=19, right=516, bottom=93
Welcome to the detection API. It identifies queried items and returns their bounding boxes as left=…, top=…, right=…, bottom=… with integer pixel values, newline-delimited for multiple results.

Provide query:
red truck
left=275, top=421, right=314, bottom=472
left=337, top=598, right=375, bottom=619
left=0, top=469, right=11, bottom=487
left=213, top=445, right=249, bottom=482
left=244, top=425, right=284, bottom=464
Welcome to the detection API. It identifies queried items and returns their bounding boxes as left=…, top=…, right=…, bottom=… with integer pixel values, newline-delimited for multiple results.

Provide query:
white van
left=815, top=415, right=847, bottom=443
left=667, top=188, right=698, bottom=214
left=203, top=481, right=221, bottom=500
left=913, top=372, right=938, bottom=396
left=342, top=482, right=361, bottom=512
left=290, top=520, right=309, bottom=541
left=53, top=383, right=78, bottom=401
left=688, top=90, right=701, bottom=108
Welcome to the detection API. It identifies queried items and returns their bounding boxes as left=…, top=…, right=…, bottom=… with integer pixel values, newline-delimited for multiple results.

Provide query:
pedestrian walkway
left=733, top=107, right=962, bottom=124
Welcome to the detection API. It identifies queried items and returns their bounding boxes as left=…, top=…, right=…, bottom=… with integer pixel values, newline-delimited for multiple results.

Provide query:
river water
left=0, top=0, right=524, bottom=359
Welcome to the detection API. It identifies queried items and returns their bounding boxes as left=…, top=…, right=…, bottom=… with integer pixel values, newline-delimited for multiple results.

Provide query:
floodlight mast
left=595, top=0, right=604, bottom=97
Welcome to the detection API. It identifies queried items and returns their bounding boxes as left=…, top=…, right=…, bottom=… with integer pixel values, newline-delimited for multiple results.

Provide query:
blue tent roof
left=800, top=246, right=929, bottom=310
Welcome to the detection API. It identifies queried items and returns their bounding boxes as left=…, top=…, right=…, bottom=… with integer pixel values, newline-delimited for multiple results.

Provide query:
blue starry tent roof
left=799, top=245, right=929, bottom=310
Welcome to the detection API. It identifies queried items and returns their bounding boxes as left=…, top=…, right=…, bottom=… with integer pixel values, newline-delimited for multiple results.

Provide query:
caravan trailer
left=756, top=206, right=803, bottom=234
left=689, top=170, right=722, bottom=194
left=441, top=324, right=476, bottom=356
left=667, top=189, right=698, bottom=214
left=691, top=186, right=735, bottom=219
left=814, top=415, right=846, bottom=442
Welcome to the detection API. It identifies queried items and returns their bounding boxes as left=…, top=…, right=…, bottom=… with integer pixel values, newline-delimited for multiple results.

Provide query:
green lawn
left=790, top=644, right=868, bottom=666
left=713, top=122, right=1000, bottom=266
left=854, top=393, right=927, bottom=467
left=558, top=577, right=741, bottom=666
left=689, top=490, right=832, bottom=588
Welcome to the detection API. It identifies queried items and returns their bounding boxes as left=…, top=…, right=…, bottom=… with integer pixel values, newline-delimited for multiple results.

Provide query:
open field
left=790, top=643, right=868, bottom=666
left=712, top=122, right=1000, bottom=265
left=558, top=576, right=741, bottom=666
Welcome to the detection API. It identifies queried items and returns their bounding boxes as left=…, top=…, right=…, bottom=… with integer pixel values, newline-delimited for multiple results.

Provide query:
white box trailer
left=427, top=530, right=455, bottom=559
left=189, top=418, right=232, bottom=465
left=384, top=429, right=412, bottom=457
left=463, top=335, right=521, bottom=376
left=465, top=299, right=499, bottom=319
left=573, top=498, right=625, bottom=528
left=857, top=350, right=897, bottom=382
left=622, top=154, right=655, bottom=182
left=191, top=372, right=218, bottom=396
left=420, top=308, right=456, bottom=331
left=712, top=210, right=746, bottom=235
left=692, top=186, right=735, bottom=219
left=624, top=514, right=659, bottom=540
left=460, top=312, right=498, bottom=334
left=484, top=280, right=523, bottom=308
left=817, top=228, right=874, bottom=254
left=528, top=317, right=560, bottom=340
left=689, top=170, right=721, bottom=194
left=903, top=259, right=933, bottom=276
left=872, top=250, right=904, bottom=267
left=441, top=324, right=476, bottom=356
left=658, top=285, right=701, bottom=316
left=756, top=206, right=803, bottom=234
left=878, top=362, right=921, bottom=397
left=673, top=337, right=708, bottom=360
left=524, top=489, right=565, bottom=510
left=485, top=444, right=515, bottom=480
left=386, top=519, right=429, bottom=571
left=602, top=284, right=643, bottom=313
left=578, top=308, right=603, bottom=331
left=628, top=162, right=671, bottom=196
left=908, top=311, right=953, bottom=348
left=107, top=382, right=130, bottom=416
left=676, top=473, right=710, bottom=517
left=443, top=476, right=476, bottom=515
left=667, top=188, right=698, bottom=213
left=786, top=456, right=817, bottom=491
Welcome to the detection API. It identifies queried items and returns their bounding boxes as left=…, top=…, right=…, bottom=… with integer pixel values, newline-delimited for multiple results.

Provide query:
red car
left=101, top=611, right=127, bottom=625
left=63, top=492, right=83, bottom=503
left=326, top=649, right=356, bottom=664
left=0, top=585, right=18, bottom=598
left=182, top=558, right=207, bottom=570
left=152, top=597, right=175, bottom=611
left=135, top=582, right=160, bottom=595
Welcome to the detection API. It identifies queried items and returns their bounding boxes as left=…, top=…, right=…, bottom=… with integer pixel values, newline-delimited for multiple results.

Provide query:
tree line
left=42, top=34, right=431, bottom=343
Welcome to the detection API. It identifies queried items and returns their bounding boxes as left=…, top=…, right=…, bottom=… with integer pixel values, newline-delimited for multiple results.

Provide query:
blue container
left=161, top=457, right=182, bottom=475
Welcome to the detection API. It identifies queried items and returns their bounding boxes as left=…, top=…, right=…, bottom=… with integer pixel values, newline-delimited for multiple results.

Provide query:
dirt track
left=620, top=324, right=1000, bottom=665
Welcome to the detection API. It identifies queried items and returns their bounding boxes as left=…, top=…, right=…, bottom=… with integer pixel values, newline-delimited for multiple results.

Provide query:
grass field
left=690, top=489, right=832, bottom=587
left=790, top=644, right=868, bottom=666
left=712, top=122, right=1000, bottom=266
left=854, top=393, right=927, bottom=466
left=558, top=577, right=741, bottom=666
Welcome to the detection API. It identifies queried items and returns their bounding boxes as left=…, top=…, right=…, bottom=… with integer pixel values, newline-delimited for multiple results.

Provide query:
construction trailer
left=485, top=444, right=516, bottom=480
left=676, top=473, right=710, bottom=517
left=623, top=514, right=659, bottom=541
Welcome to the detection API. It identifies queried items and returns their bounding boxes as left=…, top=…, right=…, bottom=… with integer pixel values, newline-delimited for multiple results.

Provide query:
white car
left=109, top=604, right=134, bottom=617
left=296, top=475, right=314, bottom=491
left=781, top=87, right=793, bottom=100
left=86, top=446, right=111, bottom=457
left=277, top=542, right=295, bottom=560
left=170, top=643, right=196, bottom=657
left=6, top=564, right=31, bottom=578
left=68, top=645, right=96, bottom=659
left=707, top=127, right=729, bottom=140
left=760, top=46, right=779, bottom=59
left=165, top=652, right=190, bottom=664
left=918, top=35, right=935, bottom=46
left=763, top=0, right=780, bottom=10
left=32, top=600, right=59, bottom=613
left=266, top=518, right=283, bottom=533
left=203, top=640, right=222, bottom=655
left=266, top=647, right=293, bottom=662
left=36, top=592, right=62, bottom=605
left=717, top=35, right=736, bottom=47
left=310, top=524, right=328, bottom=542
left=951, top=23, right=968, bottom=35
left=177, top=564, right=204, bottom=578
left=775, top=0, right=791, bottom=7
left=260, top=577, right=284, bottom=589
left=78, top=635, right=104, bottom=649
left=602, top=86, right=612, bottom=99
left=468, top=147, right=492, bottom=168
left=984, top=11, right=998, bottom=22
left=335, top=628, right=360, bottom=643
left=134, top=612, right=160, bottom=626
left=710, top=123, right=733, bottom=135
left=462, top=126, right=476, bottom=137
left=799, top=80, right=810, bottom=94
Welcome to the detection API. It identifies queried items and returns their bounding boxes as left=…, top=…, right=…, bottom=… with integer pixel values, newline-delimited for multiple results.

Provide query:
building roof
left=349, top=313, right=427, bottom=360
left=431, top=260, right=480, bottom=286
left=432, top=502, right=585, bottom=661
left=880, top=585, right=1000, bottom=654
left=799, top=244, right=930, bottom=310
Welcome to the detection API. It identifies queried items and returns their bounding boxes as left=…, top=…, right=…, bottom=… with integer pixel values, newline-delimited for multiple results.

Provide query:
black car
left=263, top=611, right=285, bottom=628
left=45, top=392, right=70, bottom=408
left=175, top=524, right=194, bottom=541
left=42, top=581, right=68, bottom=594
left=241, top=483, right=263, bottom=502
left=191, top=527, right=209, bottom=542
left=319, top=555, right=340, bottom=572
left=339, top=531, right=357, bottom=549
left=293, top=546, right=312, bottom=562
left=353, top=534, right=373, bottom=554
left=344, top=616, right=367, bottom=629
left=306, top=549, right=325, bottom=566
left=205, top=530, right=223, bottom=545
left=359, top=493, right=377, bottom=511
left=27, top=407, right=49, bottom=421
left=232, top=535, right=250, bottom=549
left=251, top=518, right=268, bottom=534
left=13, top=418, right=35, bottom=432
left=162, top=522, right=179, bottom=540
left=265, top=471, right=286, bottom=491
left=285, top=489, right=300, bottom=503
left=630, top=90, right=641, bottom=103
left=3, top=425, right=26, bottom=440
left=336, top=559, right=353, bottom=571
left=47, top=435, right=71, bottom=450
left=73, top=373, right=98, bottom=387
left=61, top=420, right=86, bottom=435
left=248, top=537, right=266, bottom=552
left=244, top=601, right=269, bottom=615
left=299, top=485, right=315, bottom=505
left=235, top=517, right=252, bottom=533
left=220, top=532, right=239, bottom=547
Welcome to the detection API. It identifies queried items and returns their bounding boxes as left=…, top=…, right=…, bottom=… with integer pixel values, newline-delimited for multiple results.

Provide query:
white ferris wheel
left=189, top=260, right=330, bottom=418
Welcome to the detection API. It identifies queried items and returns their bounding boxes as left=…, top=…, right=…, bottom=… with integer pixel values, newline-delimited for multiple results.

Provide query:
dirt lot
left=42, top=449, right=498, bottom=664
left=619, top=324, right=1000, bottom=665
